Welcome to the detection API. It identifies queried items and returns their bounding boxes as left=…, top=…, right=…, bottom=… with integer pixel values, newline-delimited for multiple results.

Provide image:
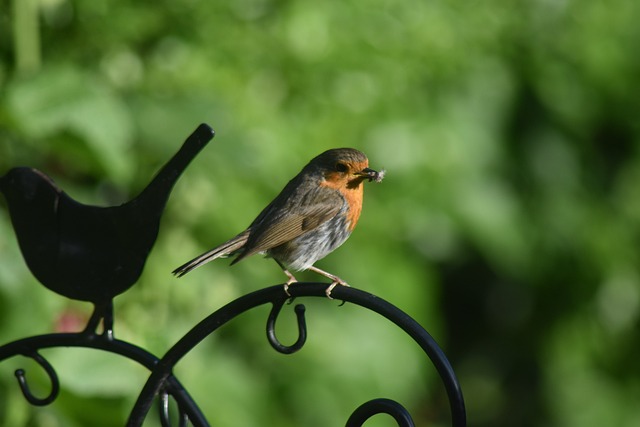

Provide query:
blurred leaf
left=5, top=66, right=135, bottom=184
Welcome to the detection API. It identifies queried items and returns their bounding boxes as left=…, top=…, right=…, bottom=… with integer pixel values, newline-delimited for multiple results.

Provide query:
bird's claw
left=283, top=270, right=298, bottom=302
left=325, top=280, right=350, bottom=299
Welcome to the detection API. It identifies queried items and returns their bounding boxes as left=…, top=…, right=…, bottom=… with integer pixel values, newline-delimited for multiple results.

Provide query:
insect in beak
left=356, top=167, right=385, bottom=183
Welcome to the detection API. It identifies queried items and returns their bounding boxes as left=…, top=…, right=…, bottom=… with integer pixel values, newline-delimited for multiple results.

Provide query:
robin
left=173, top=148, right=384, bottom=297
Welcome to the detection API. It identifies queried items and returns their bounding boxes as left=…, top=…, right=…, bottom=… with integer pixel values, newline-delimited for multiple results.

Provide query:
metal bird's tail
left=172, top=230, right=250, bottom=277
left=133, top=124, right=214, bottom=213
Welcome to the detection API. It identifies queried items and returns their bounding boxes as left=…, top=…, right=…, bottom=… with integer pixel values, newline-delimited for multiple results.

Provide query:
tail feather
left=172, top=231, right=249, bottom=277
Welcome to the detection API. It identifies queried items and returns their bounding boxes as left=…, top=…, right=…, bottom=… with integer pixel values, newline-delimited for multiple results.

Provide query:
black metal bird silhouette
left=0, top=124, right=214, bottom=337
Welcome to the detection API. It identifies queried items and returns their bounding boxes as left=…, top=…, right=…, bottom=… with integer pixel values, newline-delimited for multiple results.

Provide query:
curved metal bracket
left=126, top=283, right=466, bottom=427
left=14, top=351, right=60, bottom=406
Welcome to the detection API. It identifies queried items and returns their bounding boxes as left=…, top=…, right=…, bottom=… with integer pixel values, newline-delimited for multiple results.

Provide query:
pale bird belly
left=268, top=214, right=351, bottom=271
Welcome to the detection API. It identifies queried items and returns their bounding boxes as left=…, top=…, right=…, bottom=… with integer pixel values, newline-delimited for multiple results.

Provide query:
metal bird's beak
left=356, top=167, right=383, bottom=183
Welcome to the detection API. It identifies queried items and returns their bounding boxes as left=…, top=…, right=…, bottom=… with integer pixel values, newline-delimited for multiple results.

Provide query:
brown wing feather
left=247, top=205, right=340, bottom=254
left=232, top=185, right=343, bottom=263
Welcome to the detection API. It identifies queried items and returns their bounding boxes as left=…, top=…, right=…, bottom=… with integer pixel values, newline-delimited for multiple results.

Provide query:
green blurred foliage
left=1, top=0, right=640, bottom=425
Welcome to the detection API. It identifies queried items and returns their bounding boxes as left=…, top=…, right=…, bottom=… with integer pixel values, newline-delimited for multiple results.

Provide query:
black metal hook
left=345, top=398, right=415, bottom=427
left=266, top=299, right=307, bottom=354
left=14, top=351, right=60, bottom=406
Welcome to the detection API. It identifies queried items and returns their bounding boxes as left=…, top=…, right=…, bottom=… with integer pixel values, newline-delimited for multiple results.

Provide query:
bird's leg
left=282, top=270, right=299, bottom=297
left=82, top=301, right=114, bottom=340
left=83, top=304, right=103, bottom=337
left=102, top=301, right=114, bottom=340
left=307, top=266, right=349, bottom=299
left=274, top=259, right=298, bottom=296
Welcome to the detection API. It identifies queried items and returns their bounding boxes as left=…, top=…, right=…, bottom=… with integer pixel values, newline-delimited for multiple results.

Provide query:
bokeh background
left=1, top=0, right=640, bottom=426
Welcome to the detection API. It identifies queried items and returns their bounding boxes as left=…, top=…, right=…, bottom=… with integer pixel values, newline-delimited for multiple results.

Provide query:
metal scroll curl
left=126, top=283, right=467, bottom=427
left=14, top=351, right=60, bottom=406
left=346, top=398, right=415, bottom=427
left=0, top=331, right=207, bottom=426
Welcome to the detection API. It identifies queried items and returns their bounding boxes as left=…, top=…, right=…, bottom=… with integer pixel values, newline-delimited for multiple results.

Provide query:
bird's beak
left=355, top=167, right=383, bottom=183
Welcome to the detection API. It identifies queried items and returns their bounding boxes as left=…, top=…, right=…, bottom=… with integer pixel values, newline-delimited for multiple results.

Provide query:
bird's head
left=310, top=148, right=384, bottom=190
left=0, top=167, right=61, bottom=203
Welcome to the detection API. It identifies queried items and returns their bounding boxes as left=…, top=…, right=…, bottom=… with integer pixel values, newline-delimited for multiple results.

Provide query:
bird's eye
left=335, top=162, right=348, bottom=173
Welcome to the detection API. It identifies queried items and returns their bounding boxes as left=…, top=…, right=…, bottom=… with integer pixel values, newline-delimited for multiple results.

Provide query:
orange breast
left=320, top=176, right=364, bottom=232
left=344, top=186, right=363, bottom=231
